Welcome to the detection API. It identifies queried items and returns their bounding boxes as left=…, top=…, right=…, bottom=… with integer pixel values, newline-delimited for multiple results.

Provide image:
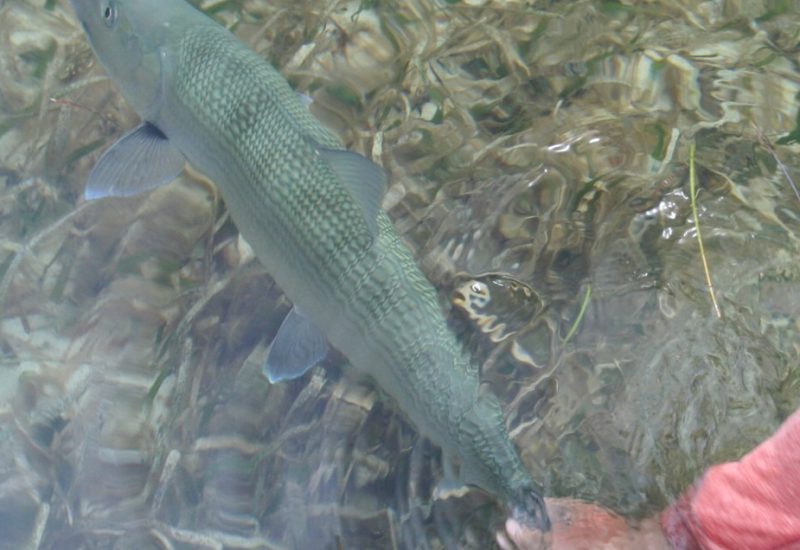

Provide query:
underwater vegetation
left=1, top=0, right=799, bottom=548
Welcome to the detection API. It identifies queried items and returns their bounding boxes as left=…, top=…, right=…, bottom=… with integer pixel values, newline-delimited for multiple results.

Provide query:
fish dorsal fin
left=264, top=306, right=329, bottom=383
left=317, top=146, right=387, bottom=239
left=84, top=122, right=185, bottom=200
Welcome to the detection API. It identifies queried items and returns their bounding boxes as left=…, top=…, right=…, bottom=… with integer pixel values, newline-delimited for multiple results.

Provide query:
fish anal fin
left=433, top=451, right=473, bottom=501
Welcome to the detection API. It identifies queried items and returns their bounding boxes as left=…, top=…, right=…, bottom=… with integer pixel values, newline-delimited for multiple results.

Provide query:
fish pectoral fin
left=84, top=122, right=186, bottom=200
left=263, top=306, right=329, bottom=383
left=317, top=146, right=387, bottom=239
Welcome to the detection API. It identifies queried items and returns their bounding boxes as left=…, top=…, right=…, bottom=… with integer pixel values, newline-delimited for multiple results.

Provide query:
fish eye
left=101, top=0, right=117, bottom=28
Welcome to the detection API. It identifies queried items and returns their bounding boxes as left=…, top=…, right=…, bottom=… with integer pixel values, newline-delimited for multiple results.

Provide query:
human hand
left=496, top=498, right=670, bottom=550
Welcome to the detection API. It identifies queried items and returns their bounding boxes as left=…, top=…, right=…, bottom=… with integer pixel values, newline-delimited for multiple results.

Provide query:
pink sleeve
left=660, top=409, right=800, bottom=550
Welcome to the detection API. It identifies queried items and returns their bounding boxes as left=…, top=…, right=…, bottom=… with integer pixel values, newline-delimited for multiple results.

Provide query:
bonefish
left=69, top=0, right=549, bottom=530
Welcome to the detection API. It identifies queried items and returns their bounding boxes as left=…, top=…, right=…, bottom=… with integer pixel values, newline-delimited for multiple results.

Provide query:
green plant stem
left=689, top=142, right=722, bottom=319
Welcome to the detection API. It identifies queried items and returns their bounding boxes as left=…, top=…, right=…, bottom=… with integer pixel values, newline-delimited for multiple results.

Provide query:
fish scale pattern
left=154, top=13, right=547, bottom=528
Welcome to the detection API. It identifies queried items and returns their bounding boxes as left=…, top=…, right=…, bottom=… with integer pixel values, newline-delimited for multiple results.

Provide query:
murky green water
left=1, top=0, right=799, bottom=548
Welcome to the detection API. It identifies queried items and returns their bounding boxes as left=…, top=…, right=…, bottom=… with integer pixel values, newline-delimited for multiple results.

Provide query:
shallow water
left=1, top=0, right=799, bottom=548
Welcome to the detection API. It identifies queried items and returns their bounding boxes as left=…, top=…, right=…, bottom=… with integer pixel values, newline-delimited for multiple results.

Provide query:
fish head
left=69, top=0, right=170, bottom=118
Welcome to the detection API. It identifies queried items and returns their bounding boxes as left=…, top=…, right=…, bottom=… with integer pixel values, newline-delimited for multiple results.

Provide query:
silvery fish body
left=69, top=0, right=549, bottom=529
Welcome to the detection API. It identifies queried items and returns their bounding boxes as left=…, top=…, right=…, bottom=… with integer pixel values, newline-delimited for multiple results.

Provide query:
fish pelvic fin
left=264, top=306, right=329, bottom=383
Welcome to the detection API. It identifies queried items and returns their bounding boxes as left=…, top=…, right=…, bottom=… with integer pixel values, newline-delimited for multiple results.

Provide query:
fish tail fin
left=511, top=485, right=551, bottom=532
